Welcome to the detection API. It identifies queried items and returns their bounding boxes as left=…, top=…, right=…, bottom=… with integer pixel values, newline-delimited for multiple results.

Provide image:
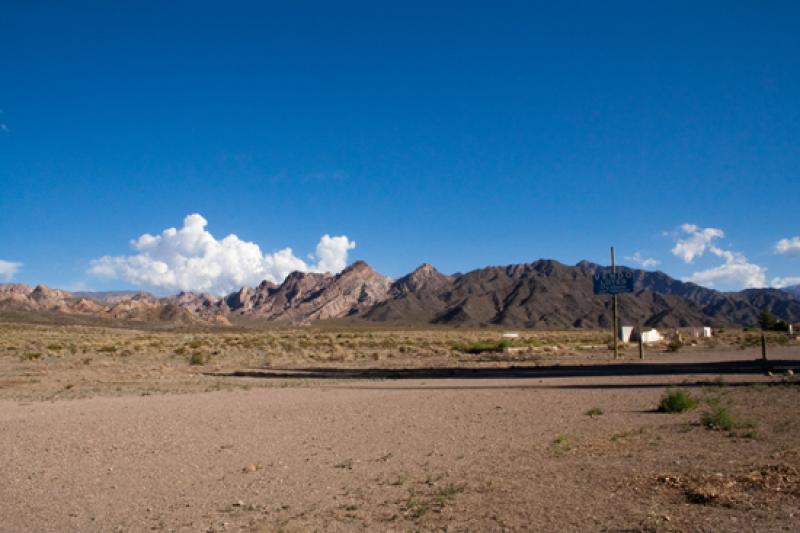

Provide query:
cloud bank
left=0, top=259, right=22, bottom=281
left=669, top=224, right=766, bottom=289
left=685, top=247, right=767, bottom=289
left=775, top=236, right=800, bottom=256
left=89, top=214, right=356, bottom=294
left=772, top=276, right=800, bottom=289
left=671, top=224, right=724, bottom=263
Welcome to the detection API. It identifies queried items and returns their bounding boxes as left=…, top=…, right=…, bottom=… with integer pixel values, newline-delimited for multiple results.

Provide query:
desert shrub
left=658, top=388, right=698, bottom=413
left=174, top=346, right=187, bottom=355
left=585, top=407, right=604, bottom=417
left=666, top=339, right=683, bottom=352
left=701, top=406, right=735, bottom=431
left=552, top=435, right=571, bottom=455
left=739, top=334, right=761, bottom=349
left=46, top=343, right=63, bottom=351
left=189, top=352, right=207, bottom=365
left=98, top=345, right=117, bottom=353
left=452, top=339, right=512, bottom=354
left=21, top=352, right=42, bottom=361
left=187, top=339, right=204, bottom=349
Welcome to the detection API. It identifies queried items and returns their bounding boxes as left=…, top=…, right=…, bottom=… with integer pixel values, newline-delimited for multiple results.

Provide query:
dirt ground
left=1, top=322, right=799, bottom=532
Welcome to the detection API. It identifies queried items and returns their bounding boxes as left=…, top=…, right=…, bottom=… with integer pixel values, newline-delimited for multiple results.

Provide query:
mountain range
left=781, top=284, right=800, bottom=299
left=2, top=259, right=799, bottom=328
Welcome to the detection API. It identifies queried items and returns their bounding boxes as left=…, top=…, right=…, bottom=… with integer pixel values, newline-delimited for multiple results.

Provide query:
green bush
left=759, top=309, right=790, bottom=332
left=758, top=309, right=777, bottom=331
left=189, top=352, right=207, bottom=365
left=666, top=339, right=683, bottom=352
left=701, top=406, right=735, bottom=431
left=658, top=388, right=698, bottom=413
left=772, top=320, right=790, bottom=333
left=452, top=339, right=512, bottom=354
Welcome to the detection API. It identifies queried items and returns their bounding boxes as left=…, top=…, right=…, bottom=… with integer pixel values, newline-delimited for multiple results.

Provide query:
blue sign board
left=593, top=271, right=635, bottom=295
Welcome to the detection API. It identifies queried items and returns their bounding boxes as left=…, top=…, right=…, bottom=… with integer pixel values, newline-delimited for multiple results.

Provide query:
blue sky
left=1, top=1, right=799, bottom=294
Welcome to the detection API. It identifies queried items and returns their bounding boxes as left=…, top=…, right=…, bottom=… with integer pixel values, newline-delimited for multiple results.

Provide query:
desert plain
left=1, top=322, right=798, bottom=532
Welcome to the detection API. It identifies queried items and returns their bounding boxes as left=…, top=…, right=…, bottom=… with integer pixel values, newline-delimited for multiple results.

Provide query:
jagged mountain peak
left=575, top=259, right=599, bottom=271
left=393, top=263, right=452, bottom=293
left=413, top=262, right=437, bottom=273
left=338, top=260, right=383, bottom=279
left=3, top=259, right=800, bottom=327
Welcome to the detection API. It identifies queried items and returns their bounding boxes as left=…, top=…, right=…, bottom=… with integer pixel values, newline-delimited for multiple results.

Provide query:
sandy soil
left=1, top=324, right=799, bottom=532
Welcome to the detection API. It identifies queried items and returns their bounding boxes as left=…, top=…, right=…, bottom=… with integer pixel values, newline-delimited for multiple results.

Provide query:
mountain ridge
left=2, top=259, right=799, bottom=328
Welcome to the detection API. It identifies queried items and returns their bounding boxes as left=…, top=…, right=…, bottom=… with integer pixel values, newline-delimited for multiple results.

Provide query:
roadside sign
left=593, top=270, right=635, bottom=295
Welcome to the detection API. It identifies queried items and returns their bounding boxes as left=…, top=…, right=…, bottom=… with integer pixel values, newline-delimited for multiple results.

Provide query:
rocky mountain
left=2, top=259, right=799, bottom=328
left=626, top=267, right=800, bottom=326
left=0, top=284, right=213, bottom=325
left=782, top=284, right=800, bottom=298
left=362, top=263, right=454, bottom=323
left=224, top=261, right=392, bottom=323
left=361, top=260, right=713, bottom=328
left=72, top=290, right=156, bottom=303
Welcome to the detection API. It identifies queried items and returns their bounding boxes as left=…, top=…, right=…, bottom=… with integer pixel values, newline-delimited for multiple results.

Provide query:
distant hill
left=3, top=260, right=799, bottom=328
left=72, top=290, right=156, bottom=302
left=0, top=284, right=223, bottom=326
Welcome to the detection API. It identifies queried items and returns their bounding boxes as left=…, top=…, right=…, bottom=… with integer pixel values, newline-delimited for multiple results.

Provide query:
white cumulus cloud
left=771, top=276, right=800, bottom=289
left=775, top=236, right=800, bottom=256
left=671, top=223, right=724, bottom=263
left=315, top=235, right=356, bottom=273
left=89, top=214, right=356, bottom=295
left=625, top=252, right=660, bottom=269
left=0, top=259, right=22, bottom=281
left=686, top=246, right=766, bottom=290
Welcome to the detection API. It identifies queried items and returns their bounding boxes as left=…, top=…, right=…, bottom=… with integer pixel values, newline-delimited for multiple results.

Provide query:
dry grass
left=0, top=320, right=796, bottom=401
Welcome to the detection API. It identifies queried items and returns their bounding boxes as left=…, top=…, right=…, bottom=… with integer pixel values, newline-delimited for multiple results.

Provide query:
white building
left=619, top=326, right=634, bottom=343
left=640, top=329, right=662, bottom=344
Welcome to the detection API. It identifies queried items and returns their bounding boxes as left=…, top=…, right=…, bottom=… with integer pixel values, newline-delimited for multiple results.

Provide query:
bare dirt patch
left=1, top=321, right=798, bottom=531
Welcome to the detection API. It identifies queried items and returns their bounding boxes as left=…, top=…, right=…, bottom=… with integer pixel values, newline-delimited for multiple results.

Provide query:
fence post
left=638, top=326, right=644, bottom=360
left=611, top=247, right=618, bottom=360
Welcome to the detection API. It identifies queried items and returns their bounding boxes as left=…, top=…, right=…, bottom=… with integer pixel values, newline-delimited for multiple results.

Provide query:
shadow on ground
left=207, top=359, right=800, bottom=387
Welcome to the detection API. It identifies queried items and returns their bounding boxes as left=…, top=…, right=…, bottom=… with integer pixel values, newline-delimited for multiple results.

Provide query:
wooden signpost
left=593, top=246, right=635, bottom=359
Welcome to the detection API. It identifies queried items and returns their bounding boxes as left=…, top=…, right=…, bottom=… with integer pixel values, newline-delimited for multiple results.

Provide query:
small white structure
left=502, top=332, right=520, bottom=339
left=641, top=329, right=662, bottom=344
left=702, top=327, right=712, bottom=338
left=619, top=326, right=634, bottom=343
